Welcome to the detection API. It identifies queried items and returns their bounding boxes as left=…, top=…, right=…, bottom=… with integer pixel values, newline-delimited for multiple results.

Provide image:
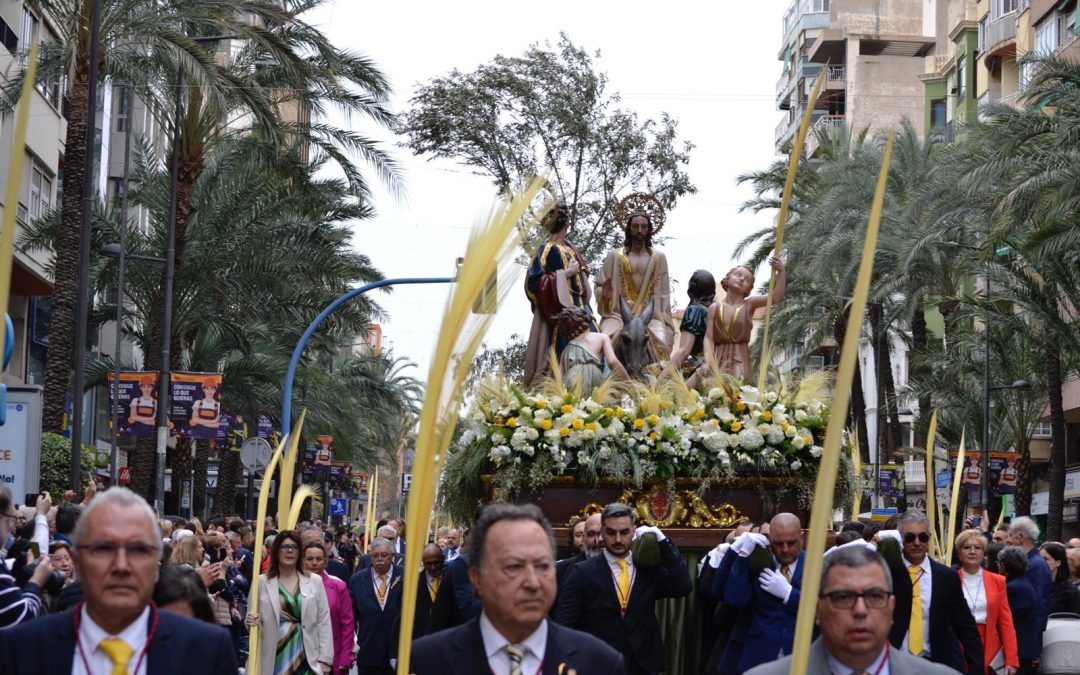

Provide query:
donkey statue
left=615, top=296, right=658, bottom=379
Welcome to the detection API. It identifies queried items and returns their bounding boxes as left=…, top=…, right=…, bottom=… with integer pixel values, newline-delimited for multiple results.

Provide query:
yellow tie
left=616, top=558, right=631, bottom=611
left=430, top=575, right=440, bottom=601
left=781, top=565, right=791, bottom=582
left=376, top=573, right=388, bottom=605
left=908, top=565, right=925, bottom=655
left=99, top=637, right=134, bottom=675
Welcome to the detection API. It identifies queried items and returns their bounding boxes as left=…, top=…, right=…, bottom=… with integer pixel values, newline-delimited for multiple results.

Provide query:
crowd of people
left=0, top=480, right=1077, bottom=674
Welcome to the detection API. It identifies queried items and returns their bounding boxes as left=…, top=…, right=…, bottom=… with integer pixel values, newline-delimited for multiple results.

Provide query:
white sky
left=304, top=1, right=787, bottom=382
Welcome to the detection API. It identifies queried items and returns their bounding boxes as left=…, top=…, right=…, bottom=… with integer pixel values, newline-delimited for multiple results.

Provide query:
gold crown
left=616, top=192, right=666, bottom=235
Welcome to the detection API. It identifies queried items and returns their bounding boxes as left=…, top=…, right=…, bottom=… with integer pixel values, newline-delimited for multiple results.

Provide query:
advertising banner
left=989, top=451, right=1019, bottom=495
left=953, top=452, right=983, bottom=493
left=109, top=371, right=158, bottom=437
left=878, top=464, right=906, bottom=499
left=170, top=372, right=223, bottom=440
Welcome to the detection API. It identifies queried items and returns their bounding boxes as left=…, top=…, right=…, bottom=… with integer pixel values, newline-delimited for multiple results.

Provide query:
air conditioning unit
left=904, top=457, right=927, bottom=487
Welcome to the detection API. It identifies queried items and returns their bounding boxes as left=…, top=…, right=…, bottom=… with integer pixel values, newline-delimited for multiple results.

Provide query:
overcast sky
left=304, top=1, right=787, bottom=382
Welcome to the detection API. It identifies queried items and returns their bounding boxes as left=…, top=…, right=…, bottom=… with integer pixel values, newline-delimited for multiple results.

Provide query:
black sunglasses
left=904, top=532, right=930, bottom=544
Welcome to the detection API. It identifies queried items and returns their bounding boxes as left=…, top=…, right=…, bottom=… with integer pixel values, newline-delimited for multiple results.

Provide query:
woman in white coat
left=246, top=530, right=333, bottom=674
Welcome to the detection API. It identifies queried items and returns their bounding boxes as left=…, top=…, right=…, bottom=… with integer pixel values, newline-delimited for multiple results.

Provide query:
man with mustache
left=554, top=502, right=691, bottom=675
left=746, top=546, right=956, bottom=674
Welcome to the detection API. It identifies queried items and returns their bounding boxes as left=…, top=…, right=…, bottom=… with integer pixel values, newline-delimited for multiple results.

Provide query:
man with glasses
left=0, top=487, right=236, bottom=674
left=350, top=537, right=404, bottom=675
left=879, top=509, right=983, bottom=674
left=747, top=546, right=957, bottom=674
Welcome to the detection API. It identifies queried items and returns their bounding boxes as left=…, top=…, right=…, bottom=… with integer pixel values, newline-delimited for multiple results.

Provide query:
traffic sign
left=118, top=466, right=132, bottom=485
left=330, top=498, right=347, bottom=516
left=240, top=437, right=273, bottom=472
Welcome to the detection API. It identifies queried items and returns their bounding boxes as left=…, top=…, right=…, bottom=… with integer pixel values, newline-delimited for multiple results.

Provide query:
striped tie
left=506, top=643, right=525, bottom=675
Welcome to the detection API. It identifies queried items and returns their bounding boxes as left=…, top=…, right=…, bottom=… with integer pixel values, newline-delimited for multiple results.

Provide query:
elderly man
left=555, top=502, right=691, bottom=675
left=0, top=487, right=236, bottom=674
left=722, top=513, right=804, bottom=671
left=411, top=502, right=625, bottom=674
left=349, top=537, right=403, bottom=675
left=1009, top=516, right=1051, bottom=636
left=747, top=546, right=957, bottom=674
left=444, top=528, right=462, bottom=562
left=880, top=509, right=983, bottom=673
left=303, top=540, right=355, bottom=675
left=359, top=525, right=405, bottom=569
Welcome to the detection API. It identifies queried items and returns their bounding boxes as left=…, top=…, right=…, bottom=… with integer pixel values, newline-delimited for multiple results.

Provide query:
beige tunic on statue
left=594, top=246, right=675, bottom=360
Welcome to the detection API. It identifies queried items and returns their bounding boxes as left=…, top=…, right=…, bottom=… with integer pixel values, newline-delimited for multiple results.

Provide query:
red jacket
left=959, top=568, right=1019, bottom=670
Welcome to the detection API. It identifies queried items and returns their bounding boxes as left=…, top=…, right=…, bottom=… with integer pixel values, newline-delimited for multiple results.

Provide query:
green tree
left=399, top=33, right=696, bottom=268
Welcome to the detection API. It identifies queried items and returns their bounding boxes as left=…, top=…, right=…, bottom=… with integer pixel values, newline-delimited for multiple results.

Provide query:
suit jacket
left=349, top=564, right=404, bottom=668
left=553, top=539, right=692, bottom=674
left=723, top=549, right=805, bottom=672
left=253, top=572, right=334, bottom=675
left=395, top=570, right=460, bottom=639
left=446, top=554, right=482, bottom=620
left=744, top=638, right=958, bottom=675
left=888, top=558, right=983, bottom=674
left=554, top=551, right=586, bottom=612
left=322, top=571, right=356, bottom=671
left=1006, top=575, right=1041, bottom=659
left=326, top=557, right=350, bottom=581
left=958, top=568, right=1018, bottom=670
left=0, top=605, right=236, bottom=675
left=411, top=617, right=626, bottom=675
left=709, top=547, right=752, bottom=674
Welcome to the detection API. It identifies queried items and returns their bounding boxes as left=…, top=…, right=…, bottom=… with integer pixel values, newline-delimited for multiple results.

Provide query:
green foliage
left=399, top=33, right=696, bottom=268
left=38, top=432, right=97, bottom=498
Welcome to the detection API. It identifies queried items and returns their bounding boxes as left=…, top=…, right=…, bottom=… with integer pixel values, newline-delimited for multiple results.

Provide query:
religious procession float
left=439, top=192, right=860, bottom=546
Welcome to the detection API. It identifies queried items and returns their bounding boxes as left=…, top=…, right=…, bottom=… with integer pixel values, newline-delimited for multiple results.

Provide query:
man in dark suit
left=411, top=502, right=625, bottom=675
left=349, top=537, right=404, bottom=675
left=0, top=487, right=237, bottom=674
left=883, top=509, right=983, bottom=674
left=723, top=513, right=804, bottom=672
left=446, top=552, right=482, bottom=621
left=356, top=525, right=405, bottom=570
left=555, top=512, right=600, bottom=592
left=554, top=502, right=692, bottom=675
left=405, top=543, right=459, bottom=637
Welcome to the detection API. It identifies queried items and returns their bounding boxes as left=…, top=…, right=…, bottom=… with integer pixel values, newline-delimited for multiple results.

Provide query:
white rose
left=790, top=460, right=802, bottom=471
left=738, top=428, right=765, bottom=450
left=810, top=445, right=823, bottom=458
left=794, top=409, right=808, bottom=422
left=739, top=386, right=760, bottom=403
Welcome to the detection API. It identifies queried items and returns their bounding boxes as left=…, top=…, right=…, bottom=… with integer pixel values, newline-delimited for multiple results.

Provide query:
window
left=930, top=99, right=947, bottom=128
left=29, top=164, right=52, bottom=223
left=1035, top=16, right=1060, bottom=54
left=1033, top=422, right=1052, bottom=438
left=956, top=54, right=967, bottom=101
left=992, top=0, right=1018, bottom=19
left=979, top=16, right=988, bottom=52
left=116, top=90, right=128, bottom=132
left=19, top=7, right=38, bottom=67
left=0, top=17, right=17, bottom=53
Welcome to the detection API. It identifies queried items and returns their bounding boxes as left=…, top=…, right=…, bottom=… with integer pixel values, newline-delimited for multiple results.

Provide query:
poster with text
left=314, top=435, right=333, bottom=465
left=990, top=451, right=1020, bottom=495
left=879, top=464, right=906, bottom=499
left=170, top=372, right=223, bottom=440
left=110, top=371, right=158, bottom=437
left=951, top=452, right=984, bottom=493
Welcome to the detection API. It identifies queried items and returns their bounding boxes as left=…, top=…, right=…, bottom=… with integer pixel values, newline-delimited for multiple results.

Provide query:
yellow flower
left=571, top=419, right=584, bottom=431
left=540, top=419, right=553, bottom=431
left=536, top=399, right=547, bottom=409
left=730, top=421, right=743, bottom=433
left=804, top=435, right=813, bottom=446
left=507, top=417, right=518, bottom=428
left=586, top=422, right=598, bottom=431
left=782, top=423, right=790, bottom=432
left=634, top=418, right=645, bottom=430
left=559, top=427, right=570, bottom=437
left=647, top=414, right=659, bottom=426
left=615, top=407, right=625, bottom=418
left=711, top=419, right=720, bottom=426
left=736, top=402, right=747, bottom=413
left=694, top=408, right=705, bottom=420
left=561, top=404, right=574, bottom=414
left=762, top=411, right=772, bottom=422
left=604, top=407, right=613, bottom=416
left=649, top=431, right=658, bottom=441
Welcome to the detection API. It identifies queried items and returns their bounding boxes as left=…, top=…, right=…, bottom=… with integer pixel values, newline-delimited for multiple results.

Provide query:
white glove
left=731, top=532, right=761, bottom=557
left=877, top=530, right=902, bottom=545
left=634, top=525, right=667, bottom=542
left=759, top=567, right=793, bottom=603
left=825, top=538, right=874, bottom=557
left=749, top=533, right=769, bottom=549
left=708, top=543, right=730, bottom=568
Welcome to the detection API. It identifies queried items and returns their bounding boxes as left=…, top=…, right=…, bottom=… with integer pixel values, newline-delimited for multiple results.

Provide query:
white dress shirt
left=900, top=555, right=932, bottom=655
left=72, top=605, right=150, bottom=675
left=479, top=612, right=547, bottom=675
left=603, top=549, right=636, bottom=603
left=445, top=547, right=459, bottom=562
left=825, top=643, right=890, bottom=675
left=773, top=554, right=799, bottom=580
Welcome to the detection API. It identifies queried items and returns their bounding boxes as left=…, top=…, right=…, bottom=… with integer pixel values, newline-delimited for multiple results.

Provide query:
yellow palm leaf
left=285, top=484, right=322, bottom=531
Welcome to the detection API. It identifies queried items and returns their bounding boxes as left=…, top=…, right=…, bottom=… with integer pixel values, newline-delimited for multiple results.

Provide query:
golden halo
left=616, top=192, right=666, bottom=235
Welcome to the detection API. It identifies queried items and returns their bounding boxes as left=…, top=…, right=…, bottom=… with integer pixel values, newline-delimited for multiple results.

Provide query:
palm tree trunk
left=42, top=46, right=92, bottom=431
left=1015, top=437, right=1033, bottom=518
left=172, top=436, right=193, bottom=514
left=1046, top=337, right=1067, bottom=542
left=911, top=304, right=930, bottom=446
left=216, top=444, right=242, bottom=516
left=193, top=442, right=209, bottom=519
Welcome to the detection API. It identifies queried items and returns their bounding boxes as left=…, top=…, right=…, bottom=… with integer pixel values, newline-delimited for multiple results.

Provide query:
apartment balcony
left=984, top=11, right=1018, bottom=57
left=778, top=58, right=823, bottom=109
left=805, top=114, right=846, bottom=155
left=775, top=112, right=797, bottom=148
